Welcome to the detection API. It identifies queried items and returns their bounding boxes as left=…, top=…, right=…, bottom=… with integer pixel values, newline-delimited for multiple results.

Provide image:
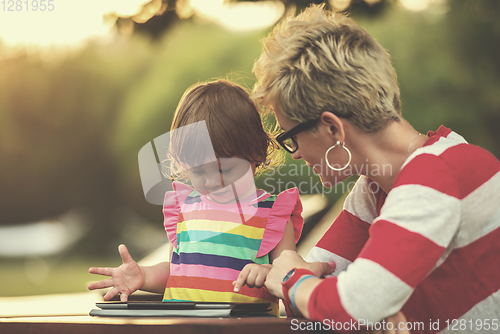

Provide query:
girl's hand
left=232, top=263, right=272, bottom=292
left=88, top=244, right=145, bottom=302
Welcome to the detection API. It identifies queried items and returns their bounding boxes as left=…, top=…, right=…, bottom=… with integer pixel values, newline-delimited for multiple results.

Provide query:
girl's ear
left=320, top=111, right=345, bottom=142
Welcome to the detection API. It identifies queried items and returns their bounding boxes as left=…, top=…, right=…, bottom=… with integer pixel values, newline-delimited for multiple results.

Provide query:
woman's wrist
left=289, top=275, right=316, bottom=309
left=281, top=268, right=316, bottom=307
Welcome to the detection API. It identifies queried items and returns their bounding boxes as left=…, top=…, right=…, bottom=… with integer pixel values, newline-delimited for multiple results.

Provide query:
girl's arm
left=140, top=261, right=170, bottom=294
left=269, top=220, right=296, bottom=261
left=88, top=244, right=171, bottom=301
left=269, top=221, right=336, bottom=275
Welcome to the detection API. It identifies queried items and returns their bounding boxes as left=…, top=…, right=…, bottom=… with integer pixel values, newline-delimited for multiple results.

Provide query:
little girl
left=88, top=80, right=304, bottom=316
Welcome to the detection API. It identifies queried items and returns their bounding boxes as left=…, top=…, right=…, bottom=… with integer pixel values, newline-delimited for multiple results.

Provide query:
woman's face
left=273, top=107, right=351, bottom=187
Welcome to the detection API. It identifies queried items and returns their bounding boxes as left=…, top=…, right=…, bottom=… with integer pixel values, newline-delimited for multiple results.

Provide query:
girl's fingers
left=120, top=292, right=129, bottom=302
left=88, top=278, right=114, bottom=290
left=118, top=244, right=134, bottom=264
left=245, top=271, right=258, bottom=288
left=103, top=287, right=119, bottom=301
left=233, top=268, right=250, bottom=292
left=89, top=267, right=113, bottom=276
left=254, top=272, right=267, bottom=288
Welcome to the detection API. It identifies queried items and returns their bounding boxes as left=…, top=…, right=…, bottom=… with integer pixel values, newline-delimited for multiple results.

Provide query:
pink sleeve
left=163, top=181, right=192, bottom=249
left=256, top=187, right=303, bottom=257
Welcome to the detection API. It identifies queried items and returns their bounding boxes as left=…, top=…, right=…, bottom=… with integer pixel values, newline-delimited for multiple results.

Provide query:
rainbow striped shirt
left=162, top=182, right=303, bottom=316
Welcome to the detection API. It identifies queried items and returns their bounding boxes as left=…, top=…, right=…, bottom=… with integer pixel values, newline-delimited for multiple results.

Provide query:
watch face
left=282, top=269, right=295, bottom=284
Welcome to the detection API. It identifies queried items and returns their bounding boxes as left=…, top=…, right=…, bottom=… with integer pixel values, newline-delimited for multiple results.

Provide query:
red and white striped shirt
left=305, top=126, right=500, bottom=334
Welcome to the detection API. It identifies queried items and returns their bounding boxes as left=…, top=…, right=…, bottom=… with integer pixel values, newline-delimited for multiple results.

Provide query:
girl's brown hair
left=168, top=80, right=280, bottom=179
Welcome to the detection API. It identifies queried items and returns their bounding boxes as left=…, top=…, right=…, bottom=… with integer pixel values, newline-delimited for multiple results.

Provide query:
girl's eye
left=191, top=169, right=204, bottom=175
left=220, top=168, right=232, bottom=174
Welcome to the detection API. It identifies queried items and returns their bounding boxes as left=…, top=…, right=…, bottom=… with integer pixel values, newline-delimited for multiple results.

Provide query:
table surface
left=0, top=315, right=314, bottom=334
left=0, top=292, right=322, bottom=334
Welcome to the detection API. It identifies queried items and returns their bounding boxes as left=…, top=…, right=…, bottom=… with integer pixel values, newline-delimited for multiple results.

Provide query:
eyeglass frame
left=276, top=118, right=319, bottom=154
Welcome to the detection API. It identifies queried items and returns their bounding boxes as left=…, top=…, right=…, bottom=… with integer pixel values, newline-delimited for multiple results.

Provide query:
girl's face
left=188, top=157, right=257, bottom=203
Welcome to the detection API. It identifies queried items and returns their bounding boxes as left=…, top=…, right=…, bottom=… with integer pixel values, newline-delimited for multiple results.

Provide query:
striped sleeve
left=305, top=176, right=376, bottom=276
left=308, top=138, right=464, bottom=328
left=307, top=128, right=500, bottom=332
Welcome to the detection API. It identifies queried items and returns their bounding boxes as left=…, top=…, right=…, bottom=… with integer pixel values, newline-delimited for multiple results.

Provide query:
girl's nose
left=205, top=173, right=222, bottom=189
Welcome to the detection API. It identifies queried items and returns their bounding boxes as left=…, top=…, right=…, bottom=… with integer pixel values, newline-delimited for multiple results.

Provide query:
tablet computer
left=90, top=301, right=272, bottom=317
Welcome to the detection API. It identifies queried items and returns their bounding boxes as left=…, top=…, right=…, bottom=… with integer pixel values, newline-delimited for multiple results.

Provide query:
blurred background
left=1, top=0, right=499, bottom=297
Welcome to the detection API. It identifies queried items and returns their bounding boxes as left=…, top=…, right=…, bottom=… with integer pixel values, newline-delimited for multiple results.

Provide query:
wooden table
left=0, top=292, right=329, bottom=333
left=0, top=315, right=313, bottom=334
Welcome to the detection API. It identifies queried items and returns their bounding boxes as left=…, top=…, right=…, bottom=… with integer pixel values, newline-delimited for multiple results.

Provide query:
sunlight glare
left=329, top=0, right=351, bottom=12
left=400, top=0, right=431, bottom=11
left=0, top=0, right=150, bottom=49
left=0, top=0, right=284, bottom=53
left=104, top=0, right=152, bottom=17
left=190, top=0, right=285, bottom=32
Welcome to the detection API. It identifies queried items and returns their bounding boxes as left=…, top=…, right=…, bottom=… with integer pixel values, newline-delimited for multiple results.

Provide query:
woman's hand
left=362, top=312, right=412, bottom=334
left=233, top=263, right=272, bottom=292
left=265, top=250, right=335, bottom=299
left=88, top=244, right=145, bottom=302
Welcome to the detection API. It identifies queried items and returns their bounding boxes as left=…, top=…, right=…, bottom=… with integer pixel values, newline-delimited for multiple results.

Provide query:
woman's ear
left=320, top=111, right=345, bottom=142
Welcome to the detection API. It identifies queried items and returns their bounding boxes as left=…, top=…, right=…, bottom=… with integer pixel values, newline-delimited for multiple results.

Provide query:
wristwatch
left=282, top=268, right=296, bottom=284
left=281, top=268, right=316, bottom=306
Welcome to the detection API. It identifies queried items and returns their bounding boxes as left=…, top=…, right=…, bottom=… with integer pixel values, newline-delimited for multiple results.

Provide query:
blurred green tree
left=113, top=0, right=390, bottom=39
left=1, top=0, right=499, bottom=256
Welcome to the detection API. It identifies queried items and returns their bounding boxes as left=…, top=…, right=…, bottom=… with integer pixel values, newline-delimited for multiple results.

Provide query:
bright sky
left=0, top=0, right=284, bottom=51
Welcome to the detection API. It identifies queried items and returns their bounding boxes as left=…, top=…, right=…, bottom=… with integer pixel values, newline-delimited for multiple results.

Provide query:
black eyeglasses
left=276, top=119, right=319, bottom=154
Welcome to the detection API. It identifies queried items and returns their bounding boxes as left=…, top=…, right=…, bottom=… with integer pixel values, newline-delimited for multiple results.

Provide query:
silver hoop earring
left=325, top=141, right=352, bottom=171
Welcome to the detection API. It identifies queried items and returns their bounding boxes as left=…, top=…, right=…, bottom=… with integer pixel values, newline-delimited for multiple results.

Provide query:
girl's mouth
left=211, top=189, right=230, bottom=197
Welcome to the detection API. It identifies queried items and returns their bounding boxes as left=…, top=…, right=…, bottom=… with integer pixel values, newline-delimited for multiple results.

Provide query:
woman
left=251, top=4, right=500, bottom=334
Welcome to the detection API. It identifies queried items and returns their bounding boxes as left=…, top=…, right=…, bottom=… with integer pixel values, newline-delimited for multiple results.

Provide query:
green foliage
left=356, top=3, right=500, bottom=157
left=1, top=0, right=500, bottom=253
left=0, top=256, right=112, bottom=296
left=111, top=21, right=268, bottom=219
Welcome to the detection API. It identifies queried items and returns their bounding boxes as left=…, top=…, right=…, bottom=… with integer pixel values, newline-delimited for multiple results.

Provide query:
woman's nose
left=291, top=149, right=302, bottom=160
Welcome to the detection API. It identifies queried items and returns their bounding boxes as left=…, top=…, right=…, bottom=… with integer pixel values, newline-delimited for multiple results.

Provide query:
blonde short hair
left=252, top=4, right=401, bottom=132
